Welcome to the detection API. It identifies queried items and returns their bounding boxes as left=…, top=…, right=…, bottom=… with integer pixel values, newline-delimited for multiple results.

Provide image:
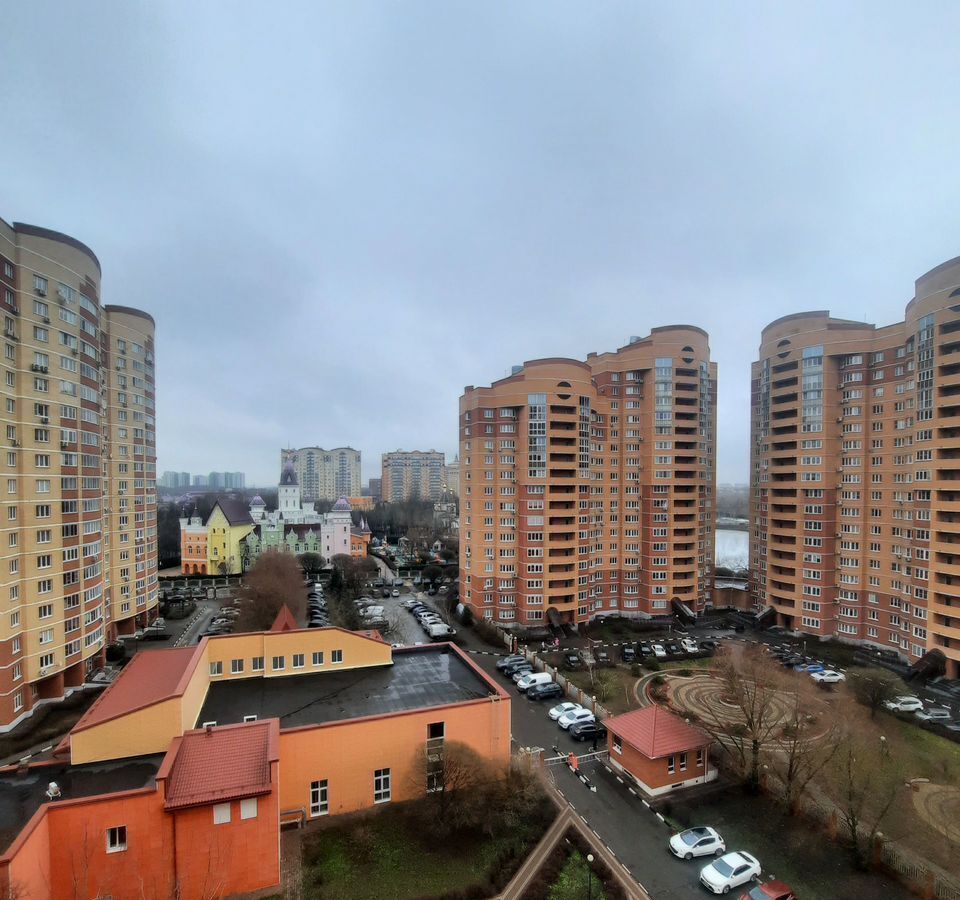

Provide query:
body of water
left=715, top=528, right=749, bottom=568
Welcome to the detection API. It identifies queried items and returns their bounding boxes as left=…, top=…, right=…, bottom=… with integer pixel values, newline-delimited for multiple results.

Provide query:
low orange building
left=605, top=705, right=715, bottom=797
left=0, top=620, right=510, bottom=899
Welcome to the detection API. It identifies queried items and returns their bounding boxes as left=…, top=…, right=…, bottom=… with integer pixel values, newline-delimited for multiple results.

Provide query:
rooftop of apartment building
left=0, top=754, right=164, bottom=852
left=197, top=645, right=495, bottom=730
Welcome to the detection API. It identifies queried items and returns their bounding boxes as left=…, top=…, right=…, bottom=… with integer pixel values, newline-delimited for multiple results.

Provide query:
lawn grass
left=660, top=657, right=715, bottom=672
left=302, top=802, right=546, bottom=899
left=563, top=668, right=640, bottom=714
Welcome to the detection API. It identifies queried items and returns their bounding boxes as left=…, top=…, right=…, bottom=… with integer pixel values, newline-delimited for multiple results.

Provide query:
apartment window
left=209, top=661, right=223, bottom=676
left=13, top=690, right=23, bottom=712
left=679, top=751, right=688, bottom=772
left=312, top=651, right=324, bottom=666
left=612, top=735, right=622, bottom=755
left=374, top=768, right=391, bottom=803
left=696, top=748, right=704, bottom=768
left=106, top=825, right=127, bottom=853
left=38, top=604, right=53, bottom=619
left=331, top=649, right=343, bottom=664
left=252, top=656, right=264, bottom=672
left=231, top=658, right=244, bottom=674
left=310, top=779, right=329, bottom=816
left=272, top=655, right=285, bottom=671
left=667, top=755, right=676, bottom=775
left=213, top=803, right=231, bottom=825
left=293, top=653, right=305, bottom=669
left=240, top=797, right=258, bottom=820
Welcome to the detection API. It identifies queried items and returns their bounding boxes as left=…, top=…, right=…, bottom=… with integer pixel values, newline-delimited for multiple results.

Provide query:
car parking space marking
left=628, top=787, right=637, bottom=796
left=616, top=776, right=623, bottom=784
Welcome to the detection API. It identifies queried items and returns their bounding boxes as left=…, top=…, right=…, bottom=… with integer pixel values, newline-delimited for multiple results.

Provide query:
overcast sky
left=2, top=3, right=959, bottom=487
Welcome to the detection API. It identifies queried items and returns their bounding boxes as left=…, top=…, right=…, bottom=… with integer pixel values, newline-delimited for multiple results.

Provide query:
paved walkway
left=280, top=828, right=303, bottom=899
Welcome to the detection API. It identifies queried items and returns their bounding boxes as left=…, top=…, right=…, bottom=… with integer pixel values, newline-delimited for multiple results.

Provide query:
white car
left=652, top=644, right=667, bottom=658
left=885, top=696, right=924, bottom=713
left=668, top=826, right=725, bottom=860
left=548, top=702, right=582, bottom=722
left=680, top=639, right=699, bottom=654
left=699, top=851, right=760, bottom=894
left=558, top=708, right=595, bottom=730
left=810, top=670, right=846, bottom=684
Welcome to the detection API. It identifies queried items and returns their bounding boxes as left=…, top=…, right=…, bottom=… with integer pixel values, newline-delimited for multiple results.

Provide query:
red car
left=739, top=882, right=796, bottom=900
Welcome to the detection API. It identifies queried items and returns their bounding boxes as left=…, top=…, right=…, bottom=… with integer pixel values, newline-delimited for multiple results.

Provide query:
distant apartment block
left=281, top=446, right=360, bottom=501
left=460, top=327, right=716, bottom=629
left=382, top=450, right=445, bottom=502
left=367, top=477, right=382, bottom=502
left=444, top=455, right=460, bottom=496
left=750, top=254, right=960, bottom=677
left=0, top=218, right=158, bottom=730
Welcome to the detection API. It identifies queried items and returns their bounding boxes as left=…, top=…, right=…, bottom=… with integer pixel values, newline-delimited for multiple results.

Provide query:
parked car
left=564, top=653, right=583, bottom=670
left=885, top=696, right=924, bottom=713
left=665, top=642, right=681, bottom=656
left=558, top=708, right=595, bottom=730
left=527, top=681, right=564, bottom=701
left=438, top=585, right=448, bottom=593
left=680, top=639, right=699, bottom=654
left=497, top=654, right=527, bottom=672
left=382, top=589, right=391, bottom=598
left=739, top=880, right=796, bottom=900
left=795, top=663, right=825, bottom=674
left=915, top=707, right=953, bottom=722
left=569, top=720, right=607, bottom=742
left=392, top=589, right=401, bottom=597
left=621, top=645, right=636, bottom=663
left=549, top=701, right=583, bottom=721
left=402, top=598, right=420, bottom=609
left=652, top=644, right=667, bottom=659
left=511, top=666, right=534, bottom=683
left=699, top=851, right=761, bottom=895
left=503, top=659, right=533, bottom=676
left=810, top=669, right=845, bottom=684
left=596, top=649, right=611, bottom=666
left=668, top=826, right=726, bottom=860
left=426, top=623, right=456, bottom=639
left=700, top=640, right=718, bottom=651
left=638, top=642, right=653, bottom=656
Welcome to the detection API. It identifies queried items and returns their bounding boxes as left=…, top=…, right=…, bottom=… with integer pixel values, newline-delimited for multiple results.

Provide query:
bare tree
left=849, top=669, right=901, bottom=718
left=234, top=551, right=305, bottom=631
left=827, top=725, right=903, bottom=868
left=695, top=645, right=788, bottom=793
left=765, top=683, right=841, bottom=813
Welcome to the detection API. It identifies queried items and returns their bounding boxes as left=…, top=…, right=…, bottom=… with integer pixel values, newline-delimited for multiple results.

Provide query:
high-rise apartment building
left=280, top=447, right=360, bottom=501
left=750, top=255, right=960, bottom=678
left=381, top=450, right=445, bottom=502
left=444, top=456, right=460, bottom=496
left=460, top=327, right=716, bottom=629
left=0, top=219, right=158, bottom=729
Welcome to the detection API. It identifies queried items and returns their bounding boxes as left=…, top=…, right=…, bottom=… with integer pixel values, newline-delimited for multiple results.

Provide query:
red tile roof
left=270, top=605, right=298, bottom=632
left=162, top=720, right=278, bottom=809
left=71, top=647, right=197, bottom=733
left=604, top=705, right=708, bottom=759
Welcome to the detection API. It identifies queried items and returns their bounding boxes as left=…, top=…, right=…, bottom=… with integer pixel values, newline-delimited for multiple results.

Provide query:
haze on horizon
left=2, top=2, right=959, bottom=486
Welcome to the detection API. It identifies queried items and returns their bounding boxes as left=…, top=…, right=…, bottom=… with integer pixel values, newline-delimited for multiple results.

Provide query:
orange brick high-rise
left=459, top=327, right=717, bottom=629
left=750, top=255, right=960, bottom=677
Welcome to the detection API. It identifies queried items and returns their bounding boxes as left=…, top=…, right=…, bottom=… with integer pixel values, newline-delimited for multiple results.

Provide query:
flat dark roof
left=0, top=754, right=163, bottom=853
left=197, top=645, right=495, bottom=730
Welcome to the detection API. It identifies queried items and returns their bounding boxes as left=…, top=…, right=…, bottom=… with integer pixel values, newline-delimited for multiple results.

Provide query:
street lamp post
left=586, top=852, right=594, bottom=900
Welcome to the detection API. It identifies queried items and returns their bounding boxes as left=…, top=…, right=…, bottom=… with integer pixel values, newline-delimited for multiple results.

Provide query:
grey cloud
left=2, top=2, right=959, bottom=484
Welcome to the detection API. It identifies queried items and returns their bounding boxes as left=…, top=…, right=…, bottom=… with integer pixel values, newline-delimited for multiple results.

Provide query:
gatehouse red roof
left=604, top=705, right=708, bottom=759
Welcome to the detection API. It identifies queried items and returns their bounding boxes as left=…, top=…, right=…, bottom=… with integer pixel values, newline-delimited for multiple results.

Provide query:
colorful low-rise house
left=178, top=497, right=254, bottom=576
left=0, top=617, right=510, bottom=899
left=604, top=705, right=715, bottom=797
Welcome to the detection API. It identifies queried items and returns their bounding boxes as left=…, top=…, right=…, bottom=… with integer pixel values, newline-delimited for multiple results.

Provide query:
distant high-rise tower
left=280, top=447, right=360, bottom=501
left=381, top=450, right=445, bottom=502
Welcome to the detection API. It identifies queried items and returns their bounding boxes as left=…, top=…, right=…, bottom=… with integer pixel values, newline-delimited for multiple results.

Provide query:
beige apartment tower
left=280, top=446, right=361, bottom=502
left=0, top=219, right=158, bottom=730
left=460, top=327, right=716, bottom=629
left=750, top=255, right=960, bottom=678
left=381, top=450, right=445, bottom=502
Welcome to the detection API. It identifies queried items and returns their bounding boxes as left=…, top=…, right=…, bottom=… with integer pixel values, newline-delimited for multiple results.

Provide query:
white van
left=426, top=622, right=456, bottom=639
left=516, top=672, right=552, bottom=693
